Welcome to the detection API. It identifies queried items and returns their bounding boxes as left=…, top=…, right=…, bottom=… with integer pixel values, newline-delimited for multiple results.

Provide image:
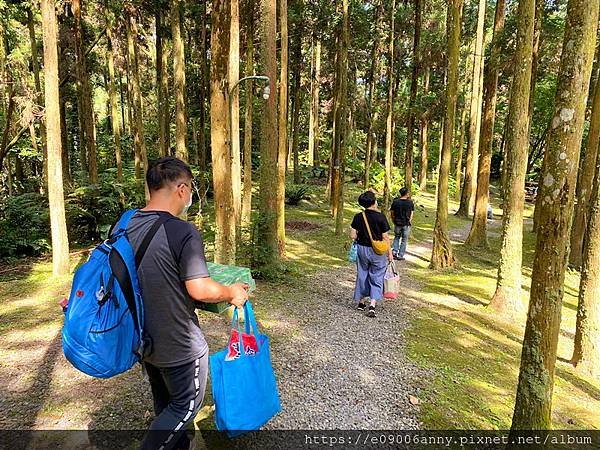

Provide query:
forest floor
left=0, top=181, right=598, bottom=449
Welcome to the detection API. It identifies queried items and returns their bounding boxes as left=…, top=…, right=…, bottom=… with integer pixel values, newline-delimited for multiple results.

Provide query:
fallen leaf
left=409, top=395, right=421, bottom=405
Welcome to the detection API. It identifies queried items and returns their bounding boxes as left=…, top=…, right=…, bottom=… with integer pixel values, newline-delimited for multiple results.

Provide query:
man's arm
left=350, top=227, right=358, bottom=240
left=185, top=278, right=248, bottom=307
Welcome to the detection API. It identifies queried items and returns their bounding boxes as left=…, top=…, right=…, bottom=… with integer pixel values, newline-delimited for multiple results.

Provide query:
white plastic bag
left=384, top=261, right=400, bottom=299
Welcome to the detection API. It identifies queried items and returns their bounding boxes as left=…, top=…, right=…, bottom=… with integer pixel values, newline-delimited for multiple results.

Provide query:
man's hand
left=388, top=250, right=394, bottom=262
left=228, top=283, right=249, bottom=308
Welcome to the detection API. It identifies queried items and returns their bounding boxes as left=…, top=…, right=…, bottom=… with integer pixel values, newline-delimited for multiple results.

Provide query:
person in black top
left=349, top=191, right=393, bottom=318
left=129, top=157, right=249, bottom=450
left=390, top=187, right=414, bottom=260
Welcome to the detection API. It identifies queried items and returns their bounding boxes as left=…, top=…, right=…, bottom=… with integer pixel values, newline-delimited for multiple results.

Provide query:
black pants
left=140, top=353, right=208, bottom=450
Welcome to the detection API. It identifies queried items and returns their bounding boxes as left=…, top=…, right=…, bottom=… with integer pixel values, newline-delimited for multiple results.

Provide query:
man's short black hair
left=146, top=157, right=193, bottom=192
left=400, top=187, right=409, bottom=197
left=358, top=191, right=377, bottom=208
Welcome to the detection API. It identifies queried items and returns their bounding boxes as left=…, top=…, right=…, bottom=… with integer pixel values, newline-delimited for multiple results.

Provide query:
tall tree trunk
left=0, top=87, right=15, bottom=182
left=418, top=65, right=430, bottom=191
left=510, top=0, right=599, bottom=430
left=383, top=0, right=396, bottom=210
left=241, top=4, right=254, bottom=231
left=570, top=73, right=600, bottom=267
left=276, top=0, right=288, bottom=255
left=570, top=133, right=600, bottom=378
left=430, top=0, right=462, bottom=270
left=73, top=0, right=97, bottom=183
left=211, top=0, right=236, bottom=264
left=230, top=0, right=241, bottom=242
left=364, top=2, right=384, bottom=188
left=104, top=0, right=122, bottom=183
left=456, top=0, right=486, bottom=217
left=404, top=0, right=421, bottom=191
left=41, top=0, right=70, bottom=275
left=455, top=106, right=467, bottom=201
left=291, top=24, right=302, bottom=185
left=488, top=0, right=535, bottom=317
left=528, top=0, right=543, bottom=123
left=258, top=0, right=279, bottom=261
left=172, top=0, right=187, bottom=162
left=156, top=9, right=169, bottom=157
left=331, top=0, right=349, bottom=235
left=126, top=6, right=147, bottom=188
left=27, top=7, right=48, bottom=192
left=465, top=0, right=506, bottom=248
left=59, top=86, right=71, bottom=184
left=308, top=36, right=321, bottom=169
left=119, top=74, right=126, bottom=134
left=0, top=19, right=5, bottom=120
left=529, top=0, right=544, bottom=233
left=198, top=0, right=207, bottom=197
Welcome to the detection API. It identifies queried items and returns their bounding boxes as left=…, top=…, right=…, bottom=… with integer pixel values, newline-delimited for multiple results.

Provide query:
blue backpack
left=62, top=209, right=170, bottom=378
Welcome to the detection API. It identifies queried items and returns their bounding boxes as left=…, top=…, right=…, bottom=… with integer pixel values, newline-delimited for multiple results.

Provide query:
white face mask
left=181, top=192, right=192, bottom=216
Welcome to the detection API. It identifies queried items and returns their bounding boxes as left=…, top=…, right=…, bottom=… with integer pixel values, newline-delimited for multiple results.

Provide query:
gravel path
left=262, top=265, right=427, bottom=430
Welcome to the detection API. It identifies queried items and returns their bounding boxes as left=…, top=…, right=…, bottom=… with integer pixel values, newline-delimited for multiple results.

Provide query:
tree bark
left=230, top=0, right=241, bottom=241
left=126, top=6, right=147, bottom=189
left=308, top=36, right=321, bottom=169
left=172, top=0, right=187, bottom=162
left=276, top=0, right=288, bottom=255
left=383, top=0, right=396, bottom=210
left=104, top=0, right=122, bottom=183
left=418, top=65, right=430, bottom=191
left=156, top=9, right=170, bottom=157
left=211, top=0, right=236, bottom=264
left=241, top=4, right=254, bottom=231
left=258, top=0, right=279, bottom=261
left=465, top=0, right=506, bottom=248
left=510, top=0, right=599, bottom=430
left=455, top=106, right=467, bottom=201
left=488, top=0, right=535, bottom=317
left=198, top=0, right=207, bottom=197
left=527, top=0, right=544, bottom=124
left=364, top=2, right=384, bottom=188
left=0, top=87, right=15, bottom=180
left=291, top=22, right=302, bottom=185
left=73, top=0, right=97, bottom=183
left=59, top=86, right=71, bottom=184
left=41, top=0, right=70, bottom=275
left=27, top=7, right=48, bottom=192
left=571, top=146, right=600, bottom=378
left=331, top=0, right=349, bottom=235
left=430, top=0, right=462, bottom=270
left=570, top=73, right=600, bottom=267
left=456, top=0, right=486, bottom=217
left=404, top=0, right=421, bottom=191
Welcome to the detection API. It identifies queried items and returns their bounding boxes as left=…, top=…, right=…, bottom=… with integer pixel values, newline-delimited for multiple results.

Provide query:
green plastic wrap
left=196, top=262, right=256, bottom=314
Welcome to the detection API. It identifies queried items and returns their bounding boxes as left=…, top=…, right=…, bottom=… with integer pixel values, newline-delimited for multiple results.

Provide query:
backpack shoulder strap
left=362, top=211, right=375, bottom=243
left=108, top=209, right=139, bottom=238
left=134, top=212, right=173, bottom=267
left=109, top=212, right=173, bottom=340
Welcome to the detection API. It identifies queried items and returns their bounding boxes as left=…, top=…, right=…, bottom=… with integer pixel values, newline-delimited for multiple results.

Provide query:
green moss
left=403, top=186, right=598, bottom=430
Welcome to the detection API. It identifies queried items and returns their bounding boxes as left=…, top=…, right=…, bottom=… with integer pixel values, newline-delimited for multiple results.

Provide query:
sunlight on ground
left=403, top=185, right=599, bottom=430
left=0, top=183, right=597, bottom=434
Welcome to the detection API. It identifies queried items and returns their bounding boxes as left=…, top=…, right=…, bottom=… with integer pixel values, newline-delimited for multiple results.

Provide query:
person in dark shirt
left=350, top=191, right=393, bottom=318
left=390, top=187, right=414, bottom=260
left=127, top=157, right=248, bottom=450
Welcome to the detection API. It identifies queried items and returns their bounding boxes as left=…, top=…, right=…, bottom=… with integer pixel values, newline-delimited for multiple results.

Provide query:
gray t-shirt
left=126, top=210, right=209, bottom=367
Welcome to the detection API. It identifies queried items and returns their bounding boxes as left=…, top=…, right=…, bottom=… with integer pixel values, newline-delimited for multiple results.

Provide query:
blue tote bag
left=209, top=301, right=281, bottom=437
